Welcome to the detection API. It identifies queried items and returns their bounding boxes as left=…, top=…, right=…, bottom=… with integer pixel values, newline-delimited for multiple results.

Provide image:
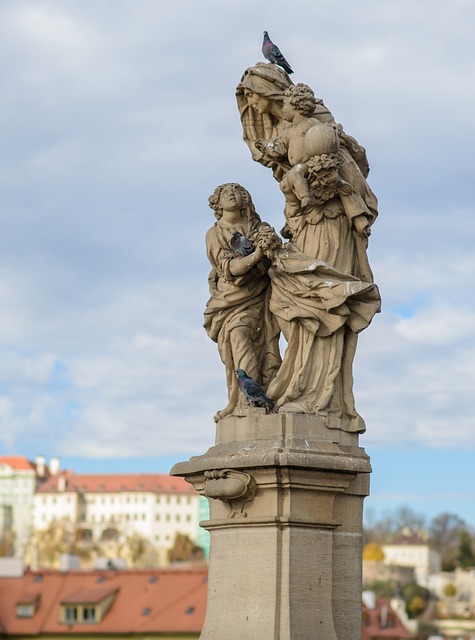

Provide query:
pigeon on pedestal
left=236, top=369, right=274, bottom=411
left=262, top=31, right=294, bottom=75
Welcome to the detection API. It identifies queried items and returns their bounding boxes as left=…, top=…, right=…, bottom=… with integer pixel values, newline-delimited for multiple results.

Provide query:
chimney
left=35, top=455, right=46, bottom=478
left=49, top=457, right=60, bottom=476
left=362, top=590, right=376, bottom=610
left=58, top=476, right=66, bottom=492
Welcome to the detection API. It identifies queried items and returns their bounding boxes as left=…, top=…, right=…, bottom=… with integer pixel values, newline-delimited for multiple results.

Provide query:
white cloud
left=0, top=0, right=473, bottom=473
left=395, top=309, right=475, bottom=345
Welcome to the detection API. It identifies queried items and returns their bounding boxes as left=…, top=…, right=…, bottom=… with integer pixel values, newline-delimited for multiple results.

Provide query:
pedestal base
left=171, top=411, right=371, bottom=640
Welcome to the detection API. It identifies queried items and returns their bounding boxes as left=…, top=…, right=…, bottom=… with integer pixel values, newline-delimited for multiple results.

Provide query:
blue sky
left=0, top=0, right=474, bottom=529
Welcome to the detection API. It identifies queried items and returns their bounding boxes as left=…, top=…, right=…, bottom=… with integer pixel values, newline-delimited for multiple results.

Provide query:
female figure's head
left=208, top=183, right=260, bottom=223
left=236, top=62, right=292, bottom=109
left=236, top=63, right=293, bottom=153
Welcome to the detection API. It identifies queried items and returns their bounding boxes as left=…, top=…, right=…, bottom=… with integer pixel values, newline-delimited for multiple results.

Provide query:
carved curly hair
left=284, top=83, right=317, bottom=117
left=208, top=183, right=261, bottom=222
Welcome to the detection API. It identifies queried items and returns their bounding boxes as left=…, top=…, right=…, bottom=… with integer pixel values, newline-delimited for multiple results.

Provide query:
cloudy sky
left=0, top=0, right=474, bottom=528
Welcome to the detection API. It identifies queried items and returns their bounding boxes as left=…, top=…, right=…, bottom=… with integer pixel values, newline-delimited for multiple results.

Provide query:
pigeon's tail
left=257, top=394, right=275, bottom=412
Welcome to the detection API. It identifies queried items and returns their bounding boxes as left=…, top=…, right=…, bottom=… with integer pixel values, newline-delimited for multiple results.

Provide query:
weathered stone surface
left=171, top=413, right=370, bottom=639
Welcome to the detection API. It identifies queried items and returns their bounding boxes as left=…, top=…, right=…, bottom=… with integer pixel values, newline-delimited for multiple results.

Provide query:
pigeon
left=262, top=31, right=293, bottom=75
left=236, top=369, right=274, bottom=411
left=230, top=231, right=254, bottom=257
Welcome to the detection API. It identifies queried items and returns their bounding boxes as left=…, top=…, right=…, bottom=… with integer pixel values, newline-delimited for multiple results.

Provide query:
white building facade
left=382, top=540, right=441, bottom=585
left=33, top=473, right=209, bottom=563
left=0, top=457, right=37, bottom=557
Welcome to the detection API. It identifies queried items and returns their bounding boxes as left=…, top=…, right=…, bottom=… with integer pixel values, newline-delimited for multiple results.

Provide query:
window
left=155, top=514, right=160, bottom=521
left=83, top=606, right=96, bottom=623
left=64, top=606, right=78, bottom=622
left=16, top=604, right=35, bottom=618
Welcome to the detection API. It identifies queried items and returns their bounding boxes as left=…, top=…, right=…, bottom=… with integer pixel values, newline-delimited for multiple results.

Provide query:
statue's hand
left=252, top=245, right=264, bottom=261
left=255, top=139, right=266, bottom=152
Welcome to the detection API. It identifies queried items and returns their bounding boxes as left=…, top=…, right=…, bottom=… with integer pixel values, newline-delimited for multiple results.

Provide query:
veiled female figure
left=204, top=183, right=281, bottom=421
left=236, top=62, right=335, bottom=182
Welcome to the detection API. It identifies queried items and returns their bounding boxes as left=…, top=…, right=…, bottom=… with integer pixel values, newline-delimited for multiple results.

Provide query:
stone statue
left=203, top=65, right=380, bottom=432
left=204, top=183, right=281, bottom=422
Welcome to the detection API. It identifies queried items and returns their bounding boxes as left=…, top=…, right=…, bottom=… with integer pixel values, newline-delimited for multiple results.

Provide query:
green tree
left=364, top=580, right=394, bottom=599
left=429, top=512, right=467, bottom=571
left=457, top=530, right=475, bottom=569
left=364, top=505, right=426, bottom=544
left=407, top=595, right=426, bottom=618
left=443, top=583, right=457, bottom=598
left=402, top=582, right=430, bottom=619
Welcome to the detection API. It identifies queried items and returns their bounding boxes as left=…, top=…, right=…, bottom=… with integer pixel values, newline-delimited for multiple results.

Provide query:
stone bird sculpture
left=262, top=31, right=293, bottom=74
left=236, top=369, right=274, bottom=411
left=230, top=231, right=255, bottom=257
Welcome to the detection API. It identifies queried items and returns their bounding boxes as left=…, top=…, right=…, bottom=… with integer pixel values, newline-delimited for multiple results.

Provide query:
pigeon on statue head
left=236, top=369, right=274, bottom=412
left=262, top=31, right=294, bottom=75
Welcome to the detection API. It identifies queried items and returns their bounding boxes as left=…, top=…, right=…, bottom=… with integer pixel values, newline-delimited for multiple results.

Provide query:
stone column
left=171, top=409, right=371, bottom=640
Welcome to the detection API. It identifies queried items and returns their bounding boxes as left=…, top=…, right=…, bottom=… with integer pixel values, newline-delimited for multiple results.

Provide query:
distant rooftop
left=35, top=473, right=197, bottom=495
left=0, top=456, right=35, bottom=472
left=0, top=567, right=207, bottom=636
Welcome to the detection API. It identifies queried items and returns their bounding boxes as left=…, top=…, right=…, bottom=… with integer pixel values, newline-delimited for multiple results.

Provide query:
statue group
left=204, top=63, right=381, bottom=433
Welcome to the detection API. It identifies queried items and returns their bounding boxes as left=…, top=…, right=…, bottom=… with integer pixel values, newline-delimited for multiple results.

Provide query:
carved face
left=244, top=90, right=272, bottom=115
left=282, top=96, right=298, bottom=122
left=220, top=184, right=243, bottom=212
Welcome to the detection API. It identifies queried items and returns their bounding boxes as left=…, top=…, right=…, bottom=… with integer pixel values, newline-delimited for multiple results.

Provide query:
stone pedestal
left=171, top=410, right=371, bottom=640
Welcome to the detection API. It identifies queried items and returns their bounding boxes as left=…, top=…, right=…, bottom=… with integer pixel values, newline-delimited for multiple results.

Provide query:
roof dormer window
left=15, top=594, right=40, bottom=618
left=59, top=587, right=117, bottom=625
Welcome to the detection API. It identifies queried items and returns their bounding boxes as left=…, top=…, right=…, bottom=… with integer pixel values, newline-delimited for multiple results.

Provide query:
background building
left=0, top=457, right=38, bottom=557
left=33, top=472, right=209, bottom=565
left=382, top=532, right=441, bottom=586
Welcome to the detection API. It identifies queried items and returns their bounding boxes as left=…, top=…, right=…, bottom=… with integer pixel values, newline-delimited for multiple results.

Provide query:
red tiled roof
left=0, top=456, right=35, bottom=471
left=15, top=592, right=40, bottom=605
left=36, top=473, right=196, bottom=495
left=60, top=586, right=118, bottom=604
left=362, top=598, right=414, bottom=639
left=0, top=568, right=207, bottom=635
